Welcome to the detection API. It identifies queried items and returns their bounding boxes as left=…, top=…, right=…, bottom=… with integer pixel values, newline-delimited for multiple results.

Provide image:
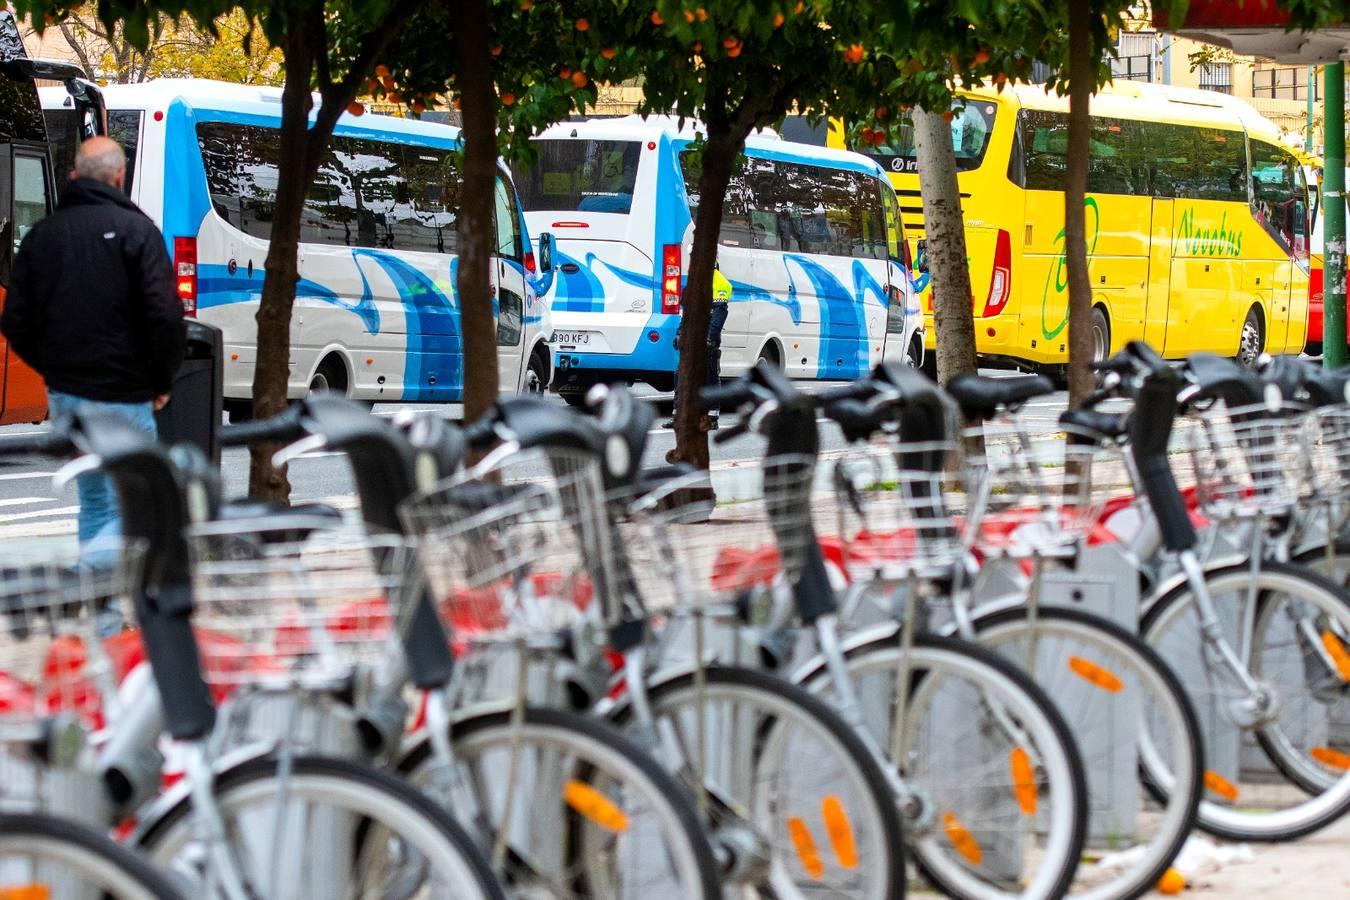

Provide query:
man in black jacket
left=1, top=136, right=183, bottom=547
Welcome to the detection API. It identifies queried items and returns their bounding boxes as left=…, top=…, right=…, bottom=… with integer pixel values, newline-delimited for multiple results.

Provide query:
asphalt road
left=0, top=376, right=1071, bottom=541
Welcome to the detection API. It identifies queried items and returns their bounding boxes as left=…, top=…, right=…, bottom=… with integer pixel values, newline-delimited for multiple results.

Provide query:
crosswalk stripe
left=0, top=505, right=78, bottom=524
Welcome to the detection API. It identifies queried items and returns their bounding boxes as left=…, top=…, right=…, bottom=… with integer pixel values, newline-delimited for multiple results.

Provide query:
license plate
left=553, top=331, right=591, bottom=346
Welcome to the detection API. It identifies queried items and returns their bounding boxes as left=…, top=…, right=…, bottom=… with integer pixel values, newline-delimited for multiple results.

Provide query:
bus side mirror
left=538, top=232, right=554, bottom=273
left=914, top=241, right=929, bottom=274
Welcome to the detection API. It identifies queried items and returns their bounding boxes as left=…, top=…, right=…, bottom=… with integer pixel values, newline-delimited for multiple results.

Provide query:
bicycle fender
left=126, top=740, right=276, bottom=846
left=1139, top=554, right=1250, bottom=617
left=787, top=620, right=902, bottom=687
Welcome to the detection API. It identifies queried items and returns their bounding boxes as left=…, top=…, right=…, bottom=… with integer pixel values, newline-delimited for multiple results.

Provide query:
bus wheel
left=1237, top=306, right=1265, bottom=368
left=757, top=341, right=782, bottom=371
left=1091, top=307, right=1110, bottom=363
left=525, top=348, right=550, bottom=395
left=310, top=355, right=348, bottom=396
left=906, top=335, right=923, bottom=370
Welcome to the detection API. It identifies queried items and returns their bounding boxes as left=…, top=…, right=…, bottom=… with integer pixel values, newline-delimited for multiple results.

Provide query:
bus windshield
left=866, top=101, right=998, bottom=176
left=512, top=139, right=642, bottom=214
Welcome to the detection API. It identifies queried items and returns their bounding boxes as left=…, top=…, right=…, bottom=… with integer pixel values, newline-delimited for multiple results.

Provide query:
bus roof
left=533, top=114, right=888, bottom=177
left=38, top=78, right=461, bottom=144
left=964, top=80, right=1285, bottom=141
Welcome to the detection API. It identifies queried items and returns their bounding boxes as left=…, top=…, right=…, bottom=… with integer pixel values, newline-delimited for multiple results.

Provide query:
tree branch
left=310, top=0, right=332, bottom=93
left=58, top=21, right=97, bottom=79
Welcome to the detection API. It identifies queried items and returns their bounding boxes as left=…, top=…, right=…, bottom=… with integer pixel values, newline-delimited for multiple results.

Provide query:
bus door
left=1167, top=203, right=1234, bottom=357
left=493, top=176, right=528, bottom=391
left=0, top=144, right=55, bottom=423
left=1143, top=198, right=1172, bottom=351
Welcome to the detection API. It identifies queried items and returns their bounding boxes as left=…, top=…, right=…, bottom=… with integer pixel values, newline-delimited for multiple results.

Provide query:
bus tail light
left=661, top=244, right=682, bottom=314
left=524, top=251, right=537, bottom=274
left=174, top=236, right=198, bottom=316
left=981, top=228, right=1011, bottom=318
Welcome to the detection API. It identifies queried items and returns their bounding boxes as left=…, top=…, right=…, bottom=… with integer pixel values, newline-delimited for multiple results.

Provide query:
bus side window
left=882, top=184, right=902, bottom=261
left=493, top=176, right=523, bottom=347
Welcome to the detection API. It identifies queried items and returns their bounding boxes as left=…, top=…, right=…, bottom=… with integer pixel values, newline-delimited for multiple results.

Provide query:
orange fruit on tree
left=571, top=71, right=589, bottom=88
left=500, top=92, right=516, bottom=106
left=875, top=105, right=888, bottom=119
left=972, top=48, right=990, bottom=66
left=519, top=0, right=533, bottom=8
left=651, top=10, right=663, bottom=25
left=696, top=7, right=707, bottom=21
left=560, top=66, right=573, bottom=78
left=347, top=101, right=365, bottom=116
left=490, top=44, right=503, bottom=56
left=375, top=64, right=391, bottom=78
left=843, top=43, right=864, bottom=63
left=683, top=9, right=694, bottom=22
left=575, top=17, right=589, bottom=30
left=722, top=35, right=739, bottom=49
left=601, top=47, right=616, bottom=59
left=871, top=130, right=886, bottom=146
left=381, top=75, right=396, bottom=90
left=794, top=1, right=804, bottom=12
left=773, top=12, right=784, bottom=26
left=692, top=41, right=703, bottom=52
left=727, top=43, right=742, bottom=57
left=942, top=110, right=955, bottom=122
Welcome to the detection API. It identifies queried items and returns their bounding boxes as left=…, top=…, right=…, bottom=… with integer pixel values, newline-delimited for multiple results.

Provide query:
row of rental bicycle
left=2, top=338, right=1350, bottom=899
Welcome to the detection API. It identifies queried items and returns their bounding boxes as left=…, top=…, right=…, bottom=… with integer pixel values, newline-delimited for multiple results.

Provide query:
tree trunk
left=247, top=21, right=318, bottom=501
left=1064, top=0, right=1095, bottom=406
left=670, top=129, right=738, bottom=470
left=912, top=106, right=977, bottom=388
left=455, top=0, right=500, bottom=425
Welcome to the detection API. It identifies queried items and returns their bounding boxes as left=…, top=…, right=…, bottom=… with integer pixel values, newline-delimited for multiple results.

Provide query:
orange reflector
left=1312, top=747, right=1350, bottom=770
left=1322, top=630, right=1350, bottom=681
left=1068, top=656, right=1124, bottom=693
left=943, top=812, right=983, bottom=865
left=1204, top=770, right=1239, bottom=802
left=821, top=795, right=858, bottom=869
left=563, top=780, right=629, bottom=833
left=0, top=887, right=51, bottom=900
left=787, top=817, right=825, bottom=879
left=1010, top=747, right=1038, bottom=815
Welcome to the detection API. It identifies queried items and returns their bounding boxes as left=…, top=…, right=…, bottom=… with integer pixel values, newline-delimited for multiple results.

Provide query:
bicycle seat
left=1295, top=363, right=1350, bottom=407
left=1059, top=408, right=1128, bottom=441
left=1183, top=353, right=1264, bottom=407
left=214, top=500, right=345, bottom=543
left=946, top=373, right=1055, bottom=420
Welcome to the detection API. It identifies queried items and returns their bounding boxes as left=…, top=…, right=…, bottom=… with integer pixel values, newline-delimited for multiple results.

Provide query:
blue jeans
left=46, top=391, right=157, bottom=548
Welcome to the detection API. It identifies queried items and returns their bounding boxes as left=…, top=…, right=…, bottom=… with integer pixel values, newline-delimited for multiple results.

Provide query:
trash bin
left=155, top=319, right=223, bottom=465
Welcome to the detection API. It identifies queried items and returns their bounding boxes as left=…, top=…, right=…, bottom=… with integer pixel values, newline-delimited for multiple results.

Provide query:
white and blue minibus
left=41, top=79, right=553, bottom=419
left=510, top=116, right=923, bottom=400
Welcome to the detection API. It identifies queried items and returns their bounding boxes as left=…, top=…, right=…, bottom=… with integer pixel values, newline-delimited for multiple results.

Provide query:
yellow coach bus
left=825, top=82, right=1312, bottom=370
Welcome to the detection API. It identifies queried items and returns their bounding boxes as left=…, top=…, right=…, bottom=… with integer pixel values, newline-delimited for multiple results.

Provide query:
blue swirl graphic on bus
left=353, top=249, right=462, bottom=401
left=787, top=255, right=868, bottom=380
left=851, top=261, right=889, bottom=309
left=553, top=250, right=608, bottom=313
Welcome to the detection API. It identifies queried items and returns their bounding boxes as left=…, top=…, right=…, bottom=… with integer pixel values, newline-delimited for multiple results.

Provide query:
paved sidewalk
left=1147, top=816, right=1350, bottom=896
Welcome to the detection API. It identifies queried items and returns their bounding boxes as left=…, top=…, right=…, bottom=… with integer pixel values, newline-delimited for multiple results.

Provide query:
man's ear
left=68, top=169, right=78, bottom=181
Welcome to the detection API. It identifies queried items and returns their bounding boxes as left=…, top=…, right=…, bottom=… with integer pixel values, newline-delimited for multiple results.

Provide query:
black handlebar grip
left=814, top=380, right=876, bottom=406
left=700, top=382, right=753, bottom=411
left=712, top=420, right=751, bottom=444
left=219, top=413, right=306, bottom=448
left=462, top=415, right=499, bottom=450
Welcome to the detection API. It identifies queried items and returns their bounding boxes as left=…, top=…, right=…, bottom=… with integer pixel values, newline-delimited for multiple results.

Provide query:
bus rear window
left=863, top=102, right=997, bottom=175
left=44, top=107, right=141, bottom=196
left=511, top=140, right=642, bottom=214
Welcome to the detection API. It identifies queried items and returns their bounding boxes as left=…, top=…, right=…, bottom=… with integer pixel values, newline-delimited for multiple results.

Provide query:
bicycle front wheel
left=137, top=755, right=504, bottom=899
left=1141, top=560, right=1350, bottom=841
left=801, top=632, right=1087, bottom=900
left=970, top=606, right=1202, bottom=900
left=618, top=665, right=907, bottom=900
left=0, top=813, right=184, bottom=900
left=401, top=705, right=722, bottom=900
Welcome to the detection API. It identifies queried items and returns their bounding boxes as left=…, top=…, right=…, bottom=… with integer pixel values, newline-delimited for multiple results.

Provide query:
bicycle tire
left=797, top=630, right=1088, bottom=900
left=1291, top=539, right=1350, bottom=591
left=968, top=606, right=1203, bottom=900
left=136, top=754, right=504, bottom=899
left=1141, top=559, right=1350, bottom=842
left=399, top=704, right=722, bottom=900
left=0, top=812, right=185, bottom=900
left=611, top=664, right=907, bottom=900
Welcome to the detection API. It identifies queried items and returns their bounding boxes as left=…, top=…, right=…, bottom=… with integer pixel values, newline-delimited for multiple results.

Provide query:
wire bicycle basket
left=187, top=523, right=416, bottom=693
left=399, top=449, right=608, bottom=651
left=1180, top=401, right=1307, bottom=521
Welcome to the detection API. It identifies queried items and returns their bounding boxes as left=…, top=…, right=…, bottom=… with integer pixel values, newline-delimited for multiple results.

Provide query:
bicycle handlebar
left=219, top=411, right=306, bottom=448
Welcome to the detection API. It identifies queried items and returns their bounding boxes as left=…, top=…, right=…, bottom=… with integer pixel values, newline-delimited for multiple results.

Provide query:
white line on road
left=0, top=471, right=55, bottom=481
left=0, top=505, right=78, bottom=523
left=0, top=497, right=56, bottom=509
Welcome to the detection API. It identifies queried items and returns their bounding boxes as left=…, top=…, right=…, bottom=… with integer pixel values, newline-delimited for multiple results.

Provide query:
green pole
left=1325, top=62, right=1346, bottom=369
left=1307, top=66, right=1316, bottom=153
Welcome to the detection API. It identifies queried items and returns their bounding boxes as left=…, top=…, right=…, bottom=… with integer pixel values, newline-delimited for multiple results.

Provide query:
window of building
left=1198, top=63, right=1233, bottom=94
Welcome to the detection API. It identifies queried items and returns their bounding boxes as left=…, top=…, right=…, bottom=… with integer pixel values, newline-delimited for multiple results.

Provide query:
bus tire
left=1238, top=305, right=1264, bottom=367
left=525, top=346, right=550, bottom=395
left=906, top=334, right=923, bottom=369
left=1091, top=305, right=1110, bottom=363
left=310, top=354, right=349, bottom=396
left=757, top=340, right=782, bottom=371
left=224, top=399, right=253, bottom=423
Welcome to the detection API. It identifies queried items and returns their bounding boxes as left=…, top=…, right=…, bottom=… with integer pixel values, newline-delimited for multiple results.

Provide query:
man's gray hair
left=74, top=138, right=126, bottom=185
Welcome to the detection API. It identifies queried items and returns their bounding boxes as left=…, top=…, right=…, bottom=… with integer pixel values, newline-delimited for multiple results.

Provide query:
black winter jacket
left=1, top=178, right=184, bottom=403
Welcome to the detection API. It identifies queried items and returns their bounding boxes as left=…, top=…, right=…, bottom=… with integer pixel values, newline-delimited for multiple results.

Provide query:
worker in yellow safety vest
left=665, top=264, right=732, bottom=430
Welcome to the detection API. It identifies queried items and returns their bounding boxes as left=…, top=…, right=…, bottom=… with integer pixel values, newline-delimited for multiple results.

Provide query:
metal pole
left=1324, top=62, right=1347, bottom=369
left=1307, top=66, right=1316, bottom=153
